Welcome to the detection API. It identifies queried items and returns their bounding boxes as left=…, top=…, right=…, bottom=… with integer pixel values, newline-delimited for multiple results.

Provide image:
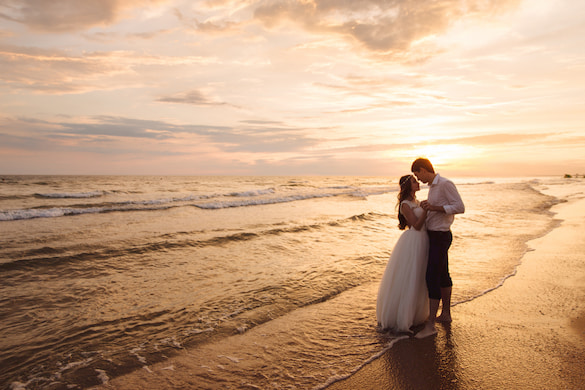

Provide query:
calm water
left=0, top=175, right=575, bottom=389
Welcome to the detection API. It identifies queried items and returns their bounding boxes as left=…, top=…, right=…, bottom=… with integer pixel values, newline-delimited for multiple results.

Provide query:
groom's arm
left=441, top=181, right=465, bottom=215
left=422, top=181, right=465, bottom=214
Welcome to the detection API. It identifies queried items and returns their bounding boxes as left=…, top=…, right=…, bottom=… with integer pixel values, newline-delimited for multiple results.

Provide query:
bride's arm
left=401, top=202, right=427, bottom=231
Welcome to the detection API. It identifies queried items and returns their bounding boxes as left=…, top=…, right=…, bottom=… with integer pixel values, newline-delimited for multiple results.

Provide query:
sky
left=1, top=0, right=584, bottom=177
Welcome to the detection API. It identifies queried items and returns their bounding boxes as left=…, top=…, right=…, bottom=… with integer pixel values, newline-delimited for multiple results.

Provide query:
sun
left=409, top=144, right=479, bottom=168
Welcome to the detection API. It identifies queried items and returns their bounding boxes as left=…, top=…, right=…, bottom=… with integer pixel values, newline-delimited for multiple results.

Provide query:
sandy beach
left=90, top=191, right=585, bottom=390
left=327, top=195, right=585, bottom=390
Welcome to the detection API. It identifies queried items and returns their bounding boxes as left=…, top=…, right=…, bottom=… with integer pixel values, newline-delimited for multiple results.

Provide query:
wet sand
left=327, top=196, right=585, bottom=390
left=91, top=194, right=585, bottom=390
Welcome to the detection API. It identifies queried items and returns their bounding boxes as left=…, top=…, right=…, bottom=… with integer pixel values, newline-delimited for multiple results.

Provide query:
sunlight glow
left=0, top=1, right=583, bottom=175
left=409, top=144, right=479, bottom=168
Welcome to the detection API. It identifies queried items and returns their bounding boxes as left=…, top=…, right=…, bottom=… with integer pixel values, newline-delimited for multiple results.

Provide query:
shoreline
left=326, top=195, right=585, bottom=389
left=86, top=183, right=585, bottom=390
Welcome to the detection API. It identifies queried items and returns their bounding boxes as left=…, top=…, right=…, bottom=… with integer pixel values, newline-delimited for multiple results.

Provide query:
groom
left=411, top=158, right=465, bottom=338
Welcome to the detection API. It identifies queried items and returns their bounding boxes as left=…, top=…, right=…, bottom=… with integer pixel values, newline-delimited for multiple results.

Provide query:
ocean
left=0, top=175, right=577, bottom=389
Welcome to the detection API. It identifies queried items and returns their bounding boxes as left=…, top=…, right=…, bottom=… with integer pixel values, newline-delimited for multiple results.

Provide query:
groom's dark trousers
left=426, top=230, right=453, bottom=300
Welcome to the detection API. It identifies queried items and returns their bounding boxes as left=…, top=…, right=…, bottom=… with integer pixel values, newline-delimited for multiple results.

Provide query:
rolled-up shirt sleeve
left=442, top=181, right=465, bottom=215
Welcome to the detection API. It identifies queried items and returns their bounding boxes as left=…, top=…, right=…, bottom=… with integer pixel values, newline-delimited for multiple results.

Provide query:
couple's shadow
left=376, top=322, right=460, bottom=390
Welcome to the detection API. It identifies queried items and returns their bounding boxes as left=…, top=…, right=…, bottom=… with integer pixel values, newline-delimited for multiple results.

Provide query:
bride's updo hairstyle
left=397, top=174, right=413, bottom=230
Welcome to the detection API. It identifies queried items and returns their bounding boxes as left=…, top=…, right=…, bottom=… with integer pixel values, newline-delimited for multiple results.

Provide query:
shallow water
left=0, top=175, right=571, bottom=389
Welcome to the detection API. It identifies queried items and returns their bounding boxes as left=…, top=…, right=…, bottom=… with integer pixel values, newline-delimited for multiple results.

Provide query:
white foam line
left=453, top=211, right=562, bottom=308
left=95, top=369, right=110, bottom=385
left=37, top=191, right=105, bottom=198
left=452, top=267, right=520, bottom=307
left=312, top=335, right=409, bottom=390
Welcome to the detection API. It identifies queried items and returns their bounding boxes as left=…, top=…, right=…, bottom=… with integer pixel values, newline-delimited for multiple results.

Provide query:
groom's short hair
left=411, top=158, right=435, bottom=174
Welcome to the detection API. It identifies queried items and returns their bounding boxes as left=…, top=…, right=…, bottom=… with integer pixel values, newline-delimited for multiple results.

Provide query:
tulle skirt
left=376, top=228, right=429, bottom=332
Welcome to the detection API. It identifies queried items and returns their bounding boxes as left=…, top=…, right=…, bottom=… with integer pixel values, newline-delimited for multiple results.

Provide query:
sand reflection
left=376, top=323, right=461, bottom=390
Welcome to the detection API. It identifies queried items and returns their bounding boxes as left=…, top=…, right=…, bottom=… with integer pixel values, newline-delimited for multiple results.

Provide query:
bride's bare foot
left=436, top=313, right=452, bottom=323
left=415, top=322, right=437, bottom=339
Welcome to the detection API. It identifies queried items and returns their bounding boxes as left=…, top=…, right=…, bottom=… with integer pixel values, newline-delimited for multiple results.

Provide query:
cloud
left=239, top=119, right=286, bottom=125
left=0, top=44, right=220, bottom=94
left=221, top=125, right=322, bottom=153
left=249, top=154, right=402, bottom=176
left=0, top=115, right=323, bottom=154
left=0, top=44, right=133, bottom=94
left=85, top=28, right=173, bottom=43
left=0, top=115, right=227, bottom=139
left=174, top=8, right=242, bottom=35
left=252, top=0, right=522, bottom=56
left=157, top=90, right=229, bottom=106
left=439, top=133, right=554, bottom=145
left=0, top=0, right=168, bottom=32
left=54, top=116, right=236, bottom=141
left=0, top=131, right=47, bottom=151
left=304, top=133, right=559, bottom=159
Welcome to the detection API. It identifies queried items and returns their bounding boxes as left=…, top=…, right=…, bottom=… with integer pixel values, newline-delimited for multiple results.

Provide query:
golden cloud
left=253, top=0, right=522, bottom=55
left=0, top=0, right=169, bottom=32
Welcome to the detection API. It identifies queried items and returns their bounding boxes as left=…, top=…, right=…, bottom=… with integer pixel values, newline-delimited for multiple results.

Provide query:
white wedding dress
left=376, top=200, right=429, bottom=332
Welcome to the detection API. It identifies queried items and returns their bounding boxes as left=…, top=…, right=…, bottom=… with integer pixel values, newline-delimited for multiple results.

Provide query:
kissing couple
left=377, top=158, right=465, bottom=339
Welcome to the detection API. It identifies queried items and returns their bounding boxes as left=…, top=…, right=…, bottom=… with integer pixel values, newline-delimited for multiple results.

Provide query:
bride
left=377, top=174, right=429, bottom=332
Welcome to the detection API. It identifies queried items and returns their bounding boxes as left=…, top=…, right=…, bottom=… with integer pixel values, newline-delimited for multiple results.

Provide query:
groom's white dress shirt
left=426, top=174, right=465, bottom=231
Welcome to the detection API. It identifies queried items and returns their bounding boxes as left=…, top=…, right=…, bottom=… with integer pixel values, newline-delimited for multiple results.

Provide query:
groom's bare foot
left=436, top=313, right=452, bottom=323
left=415, top=323, right=437, bottom=339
